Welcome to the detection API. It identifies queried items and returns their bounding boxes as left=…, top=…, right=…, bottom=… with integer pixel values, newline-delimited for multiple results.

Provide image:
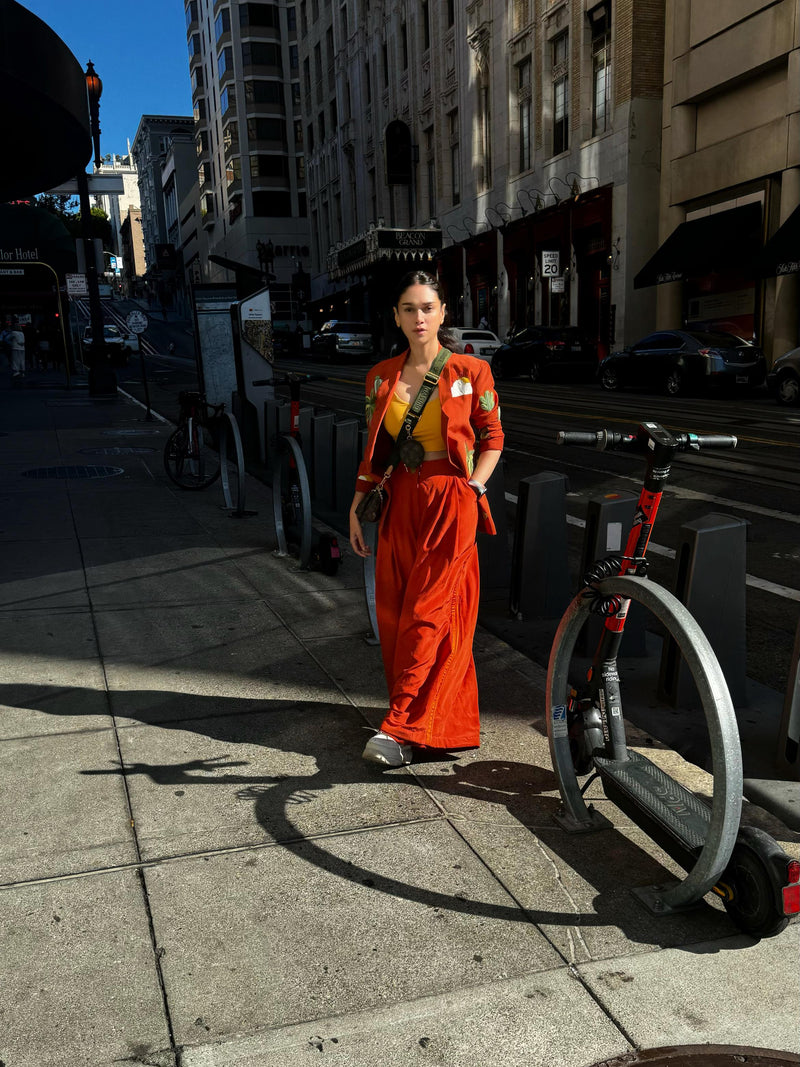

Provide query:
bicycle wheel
left=272, top=434, right=312, bottom=568
left=164, top=418, right=221, bottom=489
left=546, top=574, right=743, bottom=913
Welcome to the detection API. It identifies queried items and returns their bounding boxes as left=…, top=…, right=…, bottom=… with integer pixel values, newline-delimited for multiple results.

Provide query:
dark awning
left=756, top=203, right=800, bottom=277
left=633, top=202, right=762, bottom=289
left=0, top=1, right=92, bottom=200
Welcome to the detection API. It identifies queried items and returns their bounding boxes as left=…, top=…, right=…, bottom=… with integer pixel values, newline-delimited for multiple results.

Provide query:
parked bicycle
left=546, top=420, right=799, bottom=939
left=163, top=391, right=223, bottom=490
left=253, top=372, right=342, bottom=574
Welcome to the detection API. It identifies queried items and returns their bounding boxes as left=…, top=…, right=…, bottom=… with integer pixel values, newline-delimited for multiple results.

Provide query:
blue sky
left=22, top=0, right=194, bottom=156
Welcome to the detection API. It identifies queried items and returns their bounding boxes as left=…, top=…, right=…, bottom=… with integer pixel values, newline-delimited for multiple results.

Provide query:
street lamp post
left=78, top=60, right=116, bottom=396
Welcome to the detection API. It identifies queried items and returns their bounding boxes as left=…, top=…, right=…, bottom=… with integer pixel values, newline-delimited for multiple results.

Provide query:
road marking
left=505, top=492, right=800, bottom=602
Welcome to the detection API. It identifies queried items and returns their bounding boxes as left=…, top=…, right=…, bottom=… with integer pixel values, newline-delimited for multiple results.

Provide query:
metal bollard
left=274, top=403, right=312, bottom=472
left=333, top=418, right=360, bottom=521
left=576, top=493, right=646, bottom=657
left=264, top=398, right=286, bottom=467
left=776, top=614, right=800, bottom=779
left=311, top=410, right=335, bottom=507
left=659, top=513, right=748, bottom=708
left=509, top=471, right=571, bottom=620
left=477, top=461, right=511, bottom=596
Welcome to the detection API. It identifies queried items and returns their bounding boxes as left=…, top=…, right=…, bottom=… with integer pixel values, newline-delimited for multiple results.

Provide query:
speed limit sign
left=541, top=250, right=560, bottom=276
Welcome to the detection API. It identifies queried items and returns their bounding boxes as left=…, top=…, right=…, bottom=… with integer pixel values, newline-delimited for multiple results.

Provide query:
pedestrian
left=349, top=270, right=504, bottom=767
left=8, top=318, right=26, bottom=378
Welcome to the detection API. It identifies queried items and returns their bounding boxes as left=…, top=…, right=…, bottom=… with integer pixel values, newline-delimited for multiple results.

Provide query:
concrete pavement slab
left=0, top=727, right=138, bottom=881
left=180, top=967, right=629, bottom=1067
left=0, top=608, right=110, bottom=738
left=114, top=704, right=441, bottom=858
left=0, top=487, right=76, bottom=540
left=69, top=486, right=210, bottom=539
left=95, top=604, right=346, bottom=726
left=80, top=536, right=264, bottom=608
left=0, top=870, right=172, bottom=1067
left=577, top=923, right=800, bottom=1053
left=145, top=820, right=562, bottom=1047
left=0, top=538, right=90, bottom=611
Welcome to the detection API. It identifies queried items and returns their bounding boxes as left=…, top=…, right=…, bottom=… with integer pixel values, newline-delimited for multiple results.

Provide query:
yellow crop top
left=383, top=392, right=446, bottom=452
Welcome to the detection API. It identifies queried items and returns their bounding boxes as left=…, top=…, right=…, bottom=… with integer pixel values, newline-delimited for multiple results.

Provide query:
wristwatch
left=467, top=479, right=487, bottom=498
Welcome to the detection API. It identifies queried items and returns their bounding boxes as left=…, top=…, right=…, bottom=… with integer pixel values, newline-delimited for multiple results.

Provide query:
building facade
left=302, top=0, right=667, bottom=355
left=186, top=0, right=311, bottom=324
left=96, top=154, right=141, bottom=286
left=119, top=206, right=147, bottom=295
left=646, top=0, right=799, bottom=362
left=130, top=114, right=197, bottom=309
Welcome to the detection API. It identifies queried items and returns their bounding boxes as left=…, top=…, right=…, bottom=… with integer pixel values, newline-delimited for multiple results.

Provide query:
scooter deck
left=594, top=749, right=709, bottom=870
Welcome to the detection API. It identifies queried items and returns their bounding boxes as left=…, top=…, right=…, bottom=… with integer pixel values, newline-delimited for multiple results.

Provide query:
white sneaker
left=362, top=731, right=413, bottom=767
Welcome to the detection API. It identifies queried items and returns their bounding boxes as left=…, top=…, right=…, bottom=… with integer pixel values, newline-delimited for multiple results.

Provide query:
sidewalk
left=0, top=372, right=798, bottom=1067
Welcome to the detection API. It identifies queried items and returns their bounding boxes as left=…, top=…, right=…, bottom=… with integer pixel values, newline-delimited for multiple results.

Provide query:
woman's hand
left=349, top=493, right=372, bottom=558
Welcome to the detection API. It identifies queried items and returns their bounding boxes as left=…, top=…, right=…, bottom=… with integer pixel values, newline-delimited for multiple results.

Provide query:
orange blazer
left=355, top=349, right=504, bottom=534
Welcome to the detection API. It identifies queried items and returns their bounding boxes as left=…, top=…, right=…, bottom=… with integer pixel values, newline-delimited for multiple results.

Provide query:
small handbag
left=355, top=349, right=451, bottom=523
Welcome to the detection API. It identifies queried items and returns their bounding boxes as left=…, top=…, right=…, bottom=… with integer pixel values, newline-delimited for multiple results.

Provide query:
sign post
left=126, top=310, right=152, bottom=420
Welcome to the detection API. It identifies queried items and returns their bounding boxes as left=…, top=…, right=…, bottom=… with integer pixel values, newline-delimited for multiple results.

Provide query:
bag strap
left=401, top=347, right=451, bottom=438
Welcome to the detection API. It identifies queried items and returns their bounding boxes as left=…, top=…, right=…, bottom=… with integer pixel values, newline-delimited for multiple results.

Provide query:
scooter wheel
left=719, top=838, right=788, bottom=940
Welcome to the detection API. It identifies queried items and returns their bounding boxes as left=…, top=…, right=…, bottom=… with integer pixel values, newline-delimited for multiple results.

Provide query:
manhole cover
left=21, top=465, right=125, bottom=480
left=79, top=447, right=156, bottom=455
left=585, top=1046, right=799, bottom=1067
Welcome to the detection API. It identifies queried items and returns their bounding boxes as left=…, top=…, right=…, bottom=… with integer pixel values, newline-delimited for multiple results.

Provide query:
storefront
left=325, top=226, right=442, bottom=354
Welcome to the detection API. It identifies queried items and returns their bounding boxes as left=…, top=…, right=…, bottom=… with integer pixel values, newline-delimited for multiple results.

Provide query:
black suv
left=491, top=326, right=597, bottom=382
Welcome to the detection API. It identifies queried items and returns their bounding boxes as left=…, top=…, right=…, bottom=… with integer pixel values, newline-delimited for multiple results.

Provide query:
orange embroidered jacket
left=355, top=349, right=504, bottom=535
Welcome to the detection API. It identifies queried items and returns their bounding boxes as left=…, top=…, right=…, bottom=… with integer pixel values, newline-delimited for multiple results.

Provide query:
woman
left=349, top=271, right=504, bottom=767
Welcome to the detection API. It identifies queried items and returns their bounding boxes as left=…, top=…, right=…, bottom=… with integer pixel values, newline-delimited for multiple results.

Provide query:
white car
left=446, top=327, right=502, bottom=363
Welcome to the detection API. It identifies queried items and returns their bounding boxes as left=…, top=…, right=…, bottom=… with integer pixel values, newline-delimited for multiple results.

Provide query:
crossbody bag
left=355, top=348, right=451, bottom=523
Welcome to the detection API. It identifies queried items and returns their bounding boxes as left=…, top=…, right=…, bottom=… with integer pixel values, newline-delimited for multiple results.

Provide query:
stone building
left=643, top=0, right=799, bottom=362
left=303, top=0, right=667, bottom=354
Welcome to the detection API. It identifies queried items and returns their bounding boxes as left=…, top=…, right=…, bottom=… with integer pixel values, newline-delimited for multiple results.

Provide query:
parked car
left=491, top=326, right=597, bottom=382
left=598, top=330, right=766, bottom=396
left=446, top=326, right=502, bottom=363
left=81, top=324, right=136, bottom=364
left=310, top=320, right=374, bottom=361
left=766, top=345, right=800, bottom=405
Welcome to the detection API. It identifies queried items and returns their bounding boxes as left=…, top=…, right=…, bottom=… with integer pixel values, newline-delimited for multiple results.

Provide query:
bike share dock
left=1, top=373, right=796, bottom=1067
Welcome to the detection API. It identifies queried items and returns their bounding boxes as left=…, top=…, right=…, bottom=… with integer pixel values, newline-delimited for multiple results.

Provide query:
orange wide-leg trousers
left=375, top=459, right=481, bottom=749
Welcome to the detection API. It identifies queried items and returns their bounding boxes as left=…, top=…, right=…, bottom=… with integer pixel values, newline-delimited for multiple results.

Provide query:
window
left=242, top=41, right=282, bottom=67
left=340, top=3, right=348, bottom=42
left=446, top=0, right=455, bottom=27
left=552, top=32, right=569, bottom=155
left=421, top=1, right=430, bottom=50
left=590, top=3, right=611, bottom=136
left=193, top=98, right=206, bottom=122
left=287, top=5, right=296, bottom=32
left=248, top=116, right=286, bottom=144
left=214, top=8, right=230, bottom=39
left=425, top=127, right=435, bottom=217
left=303, top=57, right=311, bottom=102
left=185, top=1, right=198, bottom=27
left=220, top=86, right=233, bottom=113
left=318, top=110, right=325, bottom=141
left=196, top=130, right=209, bottom=156
left=300, top=1, right=307, bottom=32
left=401, top=22, right=408, bottom=69
left=253, top=191, right=292, bottom=216
left=239, top=3, right=279, bottom=28
left=188, top=33, right=201, bottom=57
left=198, top=161, right=212, bottom=186
left=223, top=121, right=238, bottom=154
left=250, top=154, right=289, bottom=179
left=244, top=80, right=284, bottom=105
left=192, top=66, right=204, bottom=91
left=364, top=60, right=371, bottom=103
left=330, top=99, right=337, bottom=129
left=382, top=42, right=389, bottom=87
left=217, top=47, right=232, bottom=77
left=225, top=157, right=241, bottom=186
left=517, top=57, right=531, bottom=172
left=512, top=0, right=528, bottom=36
left=448, top=110, right=460, bottom=206
left=289, top=44, right=298, bottom=71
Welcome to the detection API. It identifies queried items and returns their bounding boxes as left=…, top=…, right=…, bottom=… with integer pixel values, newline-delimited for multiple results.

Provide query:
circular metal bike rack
left=272, top=433, right=313, bottom=569
left=546, top=574, right=743, bottom=914
left=218, top=411, right=246, bottom=515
